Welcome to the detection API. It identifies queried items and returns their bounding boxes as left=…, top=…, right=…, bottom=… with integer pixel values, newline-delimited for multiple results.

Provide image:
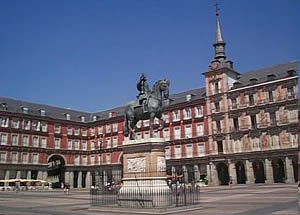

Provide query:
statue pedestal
left=118, top=138, right=171, bottom=208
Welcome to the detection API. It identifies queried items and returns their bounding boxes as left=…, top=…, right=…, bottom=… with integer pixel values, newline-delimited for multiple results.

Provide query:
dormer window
left=92, top=115, right=98, bottom=122
left=80, top=116, right=85, bottom=122
left=39, top=109, right=46, bottom=116
left=233, top=81, right=241, bottom=88
left=249, top=78, right=258, bottom=85
left=186, top=94, right=192, bottom=102
left=65, top=113, right=70, bottom=120
left=22, top=107, right=29, bottom=114
left=0, top=103, right=8, bottom=110
left=267, top=74, right=276, bottom=81
left=287, top=69, right=296, bottom=77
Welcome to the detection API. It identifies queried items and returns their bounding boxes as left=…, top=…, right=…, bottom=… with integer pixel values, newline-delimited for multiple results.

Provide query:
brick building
left=0, top=12, right=298, bottom=188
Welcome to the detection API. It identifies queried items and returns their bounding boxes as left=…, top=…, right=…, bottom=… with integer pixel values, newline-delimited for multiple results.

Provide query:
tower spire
left=213, top=2, right=226, bottom=61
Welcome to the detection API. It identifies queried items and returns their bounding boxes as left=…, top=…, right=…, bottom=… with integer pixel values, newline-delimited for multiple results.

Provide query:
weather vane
left=214, top=1, right=220, bottom=16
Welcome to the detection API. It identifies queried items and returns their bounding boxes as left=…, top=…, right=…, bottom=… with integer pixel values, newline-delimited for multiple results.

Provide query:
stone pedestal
left=118, top=138, right=171, bottom=208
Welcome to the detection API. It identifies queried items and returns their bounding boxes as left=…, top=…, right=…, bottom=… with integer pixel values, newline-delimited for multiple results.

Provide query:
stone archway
left=235, top=161, right=246, bottom=184
left=253, top=160, right=265, bottom=183
left=216, top=162, right=229, bottom=185
left=272, top=158, right=285, bottom=183
left=47, top=154, right=66, bottom=188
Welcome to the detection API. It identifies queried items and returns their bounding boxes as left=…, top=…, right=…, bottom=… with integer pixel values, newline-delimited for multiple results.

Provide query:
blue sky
left=0, top=0, right=299, bottom=112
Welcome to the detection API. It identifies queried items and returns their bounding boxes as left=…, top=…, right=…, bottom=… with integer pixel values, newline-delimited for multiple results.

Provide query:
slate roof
left=233, top=60, right=298, bottom=88
left=0, top=61, right=298, bottom=123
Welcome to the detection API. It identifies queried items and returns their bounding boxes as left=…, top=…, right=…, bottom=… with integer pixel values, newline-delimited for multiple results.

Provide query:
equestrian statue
left=124, top=74, right=170, bottom=140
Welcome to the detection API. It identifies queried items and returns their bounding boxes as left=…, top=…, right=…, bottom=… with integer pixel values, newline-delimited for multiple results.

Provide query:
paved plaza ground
left=0, top=184, right=298, bottom=215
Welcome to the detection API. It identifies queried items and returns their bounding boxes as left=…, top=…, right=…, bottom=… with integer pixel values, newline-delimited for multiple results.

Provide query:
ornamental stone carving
left=157, top=156, right=166, bottom=172
left=127, top=157, right=145, bottom=173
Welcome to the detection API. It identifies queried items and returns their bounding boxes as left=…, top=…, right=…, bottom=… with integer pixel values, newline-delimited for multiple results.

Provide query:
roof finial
left=215, top=1, right=220, bottom=16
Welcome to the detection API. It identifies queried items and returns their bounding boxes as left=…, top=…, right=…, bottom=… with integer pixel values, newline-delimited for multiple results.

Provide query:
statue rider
left=137, top=73, right=151, bottom=113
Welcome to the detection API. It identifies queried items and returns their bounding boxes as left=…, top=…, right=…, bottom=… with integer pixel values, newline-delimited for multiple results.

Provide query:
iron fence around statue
left=90, top=170, right=200, bottom=209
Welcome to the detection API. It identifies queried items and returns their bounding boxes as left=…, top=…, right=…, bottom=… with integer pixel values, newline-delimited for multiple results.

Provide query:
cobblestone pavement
left=0, top=184, right=298, bottom=215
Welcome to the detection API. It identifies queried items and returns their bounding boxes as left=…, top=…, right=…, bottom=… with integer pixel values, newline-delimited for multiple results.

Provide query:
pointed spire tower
left=207, top=3, right=234, bottom=71
left=214, top=9, right=226, bottom=61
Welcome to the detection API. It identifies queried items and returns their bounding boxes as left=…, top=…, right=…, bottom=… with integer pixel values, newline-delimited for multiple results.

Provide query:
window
left=185, top=125, right=192, bottom=138
left=11, top=152, right=18, bottom=163
left=23, top=120, right=30, bottom=130
left=93, top=116, right=98, bottom=121
left=268, top=90, right=274, bottom=102
left=0, top=133, right=8, bottom=145
left=67, top=127, right=73, bottom=135
left=22, top=153, right=28, bottom=163
left=165, top=147, right=170, bottom=159
left=33, top=136, right=39, bottom=147
left=287, top=87, right=295, bottom=98
left=67, top=140, right=72, bottom=149
left=186, top=144, right=193, bottom=158
left=214, top=82, right=220, bottom=94
left=195, top=106, right=203, bottom=118
left=40, top=109, right=46, bottom=116
left=233, top=118, right=239, bottom=131
left=216, top=120, right=221, bottom=133
left=215, top=102, right=220, bottom=112
left=112, top=123, right=118, bottom=132
left=143, top=120, right=150, bottom=127
left=113, top=136, right=118, bottom=147
left=32, top=121, right=40, bottom=131
left=106, top=154, right=111, bottom=164
left=74, top=127, right=80, bottom=136
left=22, top=135, right=29, bottom=146
left=231, top=98, right=237, bottom=109
left=0, top=117, right=8, bottom=128
left=41, top=122, right=47, bottom=132
left=198, top=143, right=205, bottom=156
left=74, top=140, right=79, bottom=150
left=144, top=132, right=150, bottom=139
left=82, top=128, right=87, bottom=136
left=90, top=127, right=95, bottom=136
left=0, top=152, right=6, bottom=163
left=80, top=116, right=85, bottom=122
left=22, top=107, right=29, bottom=114
left=12, top=134, right=18, bottom=146
left=12, top=118, right=19, bottom=129
left=270, top=112, right=276, bottom=126
left=183, top=108, right=191, bottom=119
left=82, top=156, right=87, bottom=165
left=90, top=141, right=96, bottom=150
left=65, top=114, right=71, bottom=120
left=90, top=155, right=95, bottom=165
left=74, top=155, right=80, bottom=165
left=163, top=128, right=170, bottom=141
left=41, top=137, right=47, bottom=148
left=82, top=140, right=87, bottom=150
left=106, top=124, right=111, bottom=133
left=249, top=94, right=255, bottom=106
left=174, top=127, right=181, bottom=139
left=217, top=141, right=223, bottom=154
left=174, top=146, right=181, bottom=159
left=163, top=113, right=169, bottom=123
left=173, top=110, right=180, bottom=121
left=98, top=125, right=103, bottom=134
left=106, top=137, right=111, bottom=148
left=196, top=124, right=204, bottom=136
left=32, top=153, right=38, bottom=164
left=251, top=115, right=257, bottom=129
left=55, top=138, right=60, bottom=149
left=54, top=124, right=61, bottom=133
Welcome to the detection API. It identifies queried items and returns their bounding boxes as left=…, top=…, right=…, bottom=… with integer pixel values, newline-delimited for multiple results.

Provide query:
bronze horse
left=123, top=79, right=170, bottom=139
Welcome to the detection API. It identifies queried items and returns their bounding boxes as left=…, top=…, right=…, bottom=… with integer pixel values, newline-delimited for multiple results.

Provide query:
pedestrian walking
left=229, top=176, right=233, bottom=188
